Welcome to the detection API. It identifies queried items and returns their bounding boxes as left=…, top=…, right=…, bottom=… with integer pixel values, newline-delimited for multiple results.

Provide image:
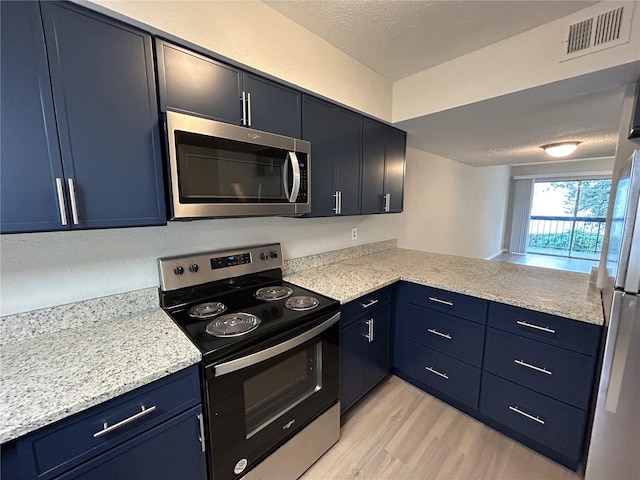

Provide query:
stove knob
left=189, top=264, right=199, bottom=273
left=260, top=252, right=268, bottom=261
left=269, top=251, right=278, bottom=259
left=173, top=265, right=184, bottom=276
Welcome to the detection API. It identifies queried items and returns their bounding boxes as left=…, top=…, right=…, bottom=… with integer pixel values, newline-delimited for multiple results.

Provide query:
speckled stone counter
left=0, top=288, right=200, bottom=444
left=285, top=248, right=603, bottom=326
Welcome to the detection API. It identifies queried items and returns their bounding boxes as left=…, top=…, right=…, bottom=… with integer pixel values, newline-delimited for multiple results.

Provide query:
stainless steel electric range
left=158, top=244, right=340, bottom=480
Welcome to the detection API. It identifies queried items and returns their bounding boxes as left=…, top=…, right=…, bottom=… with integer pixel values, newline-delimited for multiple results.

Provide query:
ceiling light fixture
left=541, top=142, right=580, bottom=158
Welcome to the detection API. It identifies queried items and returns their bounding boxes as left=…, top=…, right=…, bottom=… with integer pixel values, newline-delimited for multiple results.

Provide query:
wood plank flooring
left=301, top=376, right=582, bottom=480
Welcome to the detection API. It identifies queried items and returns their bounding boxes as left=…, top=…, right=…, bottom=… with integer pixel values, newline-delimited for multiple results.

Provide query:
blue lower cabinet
left=340, top=295, right=392, bottom=414
left=396, top=341, right=481, bottom=408
left=57, top=406, right=207, bottom=480
left=480, top=372, right=587, bottom=464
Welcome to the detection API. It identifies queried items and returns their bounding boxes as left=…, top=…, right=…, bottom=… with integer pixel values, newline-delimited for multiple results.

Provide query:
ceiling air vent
left=560, top=3, right=634, bottom=62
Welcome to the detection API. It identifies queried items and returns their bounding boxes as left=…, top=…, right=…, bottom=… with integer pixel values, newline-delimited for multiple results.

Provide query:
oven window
left=175, top=131, right=289, bottom=203
left=243, top=342, right=322, bottom=439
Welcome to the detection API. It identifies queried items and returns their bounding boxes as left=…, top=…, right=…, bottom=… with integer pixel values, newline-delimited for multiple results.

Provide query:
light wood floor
left=301, top=376, right=582, bottom=480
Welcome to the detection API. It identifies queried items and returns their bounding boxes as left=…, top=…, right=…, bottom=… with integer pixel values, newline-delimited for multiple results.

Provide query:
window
left=528, top=179, right=611, bottom=259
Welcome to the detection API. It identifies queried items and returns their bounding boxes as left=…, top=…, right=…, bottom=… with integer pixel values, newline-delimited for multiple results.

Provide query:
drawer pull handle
left=427, top=328, right=452, bottom=340
left=425, top=366, right=449, bottom=379
left=508, top=405, right=545, bottom=425
left=428, top=297, right=453, bottom=306
left=516, top=320, right=556, bottom=334
left=361, top=299, right=379, bottom=308
left=514, top=359, right=552, bottom=375
left=93, top=405, right=157, bottom=438
left=364, top=318, right=374, bottom=343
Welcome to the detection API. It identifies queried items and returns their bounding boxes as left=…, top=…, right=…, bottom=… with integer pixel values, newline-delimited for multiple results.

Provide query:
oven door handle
left=213, top=311, right=340, bottom=377
left=284, top=151, right=301, bottom=203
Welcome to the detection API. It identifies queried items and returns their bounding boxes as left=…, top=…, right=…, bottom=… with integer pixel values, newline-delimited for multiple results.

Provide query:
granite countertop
left=285, top=248, right=603, bottom=325
left=0, top=288, right=200, bottom=444
left=0, top=244, right=602, bottom=445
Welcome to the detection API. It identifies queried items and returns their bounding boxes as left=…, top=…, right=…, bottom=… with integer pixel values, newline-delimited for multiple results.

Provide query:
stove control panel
left=158, top=243, right=284, bottom=291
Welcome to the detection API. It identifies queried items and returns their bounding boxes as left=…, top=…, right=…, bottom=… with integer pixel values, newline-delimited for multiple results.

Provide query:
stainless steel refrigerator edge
left=585, top=150, right=640, bottom=480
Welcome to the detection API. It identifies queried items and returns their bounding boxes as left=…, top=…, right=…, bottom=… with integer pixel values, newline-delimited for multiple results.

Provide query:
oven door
left=204, top=311, right=339, bottom=480
left=165, top=110, right=310, bottom=218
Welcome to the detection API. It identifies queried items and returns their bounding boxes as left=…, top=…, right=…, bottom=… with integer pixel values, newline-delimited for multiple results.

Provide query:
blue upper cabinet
left=302, top=95, right=362, bottom=217
left=156, top=40, right=302, bottom=138
left=362, top=118, right=406, bottom=214
left=0, top=1, right=67, bottom=233
left=0, top=2, right=166, bottom=233
left=156, top=40, right=242, bottom=125
left=41, top=2, right=166, bottom=230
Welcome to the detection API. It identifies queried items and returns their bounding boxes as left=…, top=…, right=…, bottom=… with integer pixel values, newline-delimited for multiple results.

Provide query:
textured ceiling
left=262, top=0, right=633, bottom=167
left=264, top=0, right=598, bottom=80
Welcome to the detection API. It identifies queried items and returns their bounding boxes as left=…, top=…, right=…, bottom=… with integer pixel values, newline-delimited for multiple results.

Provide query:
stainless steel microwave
left=164, top=111, right=310, bottom=219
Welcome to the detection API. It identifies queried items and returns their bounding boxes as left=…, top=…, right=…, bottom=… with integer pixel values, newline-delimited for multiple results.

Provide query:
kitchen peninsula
left=1, top=242, right=603, bottom=477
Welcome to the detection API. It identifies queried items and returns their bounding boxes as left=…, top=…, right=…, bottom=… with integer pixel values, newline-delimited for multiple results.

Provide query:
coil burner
left=284, top=296, right=319, bottom=311
left=205, top=312, right=261, bottom=337
left=255, top=286, right=293, bottom=302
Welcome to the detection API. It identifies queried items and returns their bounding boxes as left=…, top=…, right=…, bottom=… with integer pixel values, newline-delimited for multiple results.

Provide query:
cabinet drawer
left=480, top=373, right=587, bottom=461
left=484, top=328, right=596, bottom=409
left=488, top=303, right=601, bottom=355
left=341, top=287, right=392, bottom=326
left=23, top=366, right=200, bottom=479
left=396, top=342, right=481, bottom=408
left=399, top=302, right=484, bottom=366
left=397, top=282, right=488, bottom=324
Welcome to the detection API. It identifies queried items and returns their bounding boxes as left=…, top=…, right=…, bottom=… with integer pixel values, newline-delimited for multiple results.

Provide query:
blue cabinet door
left=361, top=118, right=386, bottom=214
left=243, top=73, right=301, bottom=138
left=334, top=107, right=362, bottom=216
left=156, top=39, right=242, bottom=125
left=302, top=95, right=362, bottom=217
left=0, top=1, right=67, bottom=233
left=57, top=406, right=207, bottom=480
left=384, top=127, right=406, bottom=213
left=363, top=305, right=391, bottom=389
left=302, top=95, right=338, bottom=217
left=340, top=318, right=367, bottom=414
left=41, top=2, right=166, bottom=229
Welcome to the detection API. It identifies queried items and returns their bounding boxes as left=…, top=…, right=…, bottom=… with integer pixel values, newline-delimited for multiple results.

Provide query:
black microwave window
left=175, top=131, right=290, bottom=204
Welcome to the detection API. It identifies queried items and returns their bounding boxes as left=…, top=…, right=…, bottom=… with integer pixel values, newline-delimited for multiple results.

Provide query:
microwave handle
left=284, top=151, right=301, bottom=203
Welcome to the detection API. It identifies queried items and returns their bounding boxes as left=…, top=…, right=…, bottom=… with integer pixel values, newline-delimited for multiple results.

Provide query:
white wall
left=0, top=215, right=405, bottom=316
left=402, top=147, right=511, bottom=259
left=393, top=1, right=640, bottom=122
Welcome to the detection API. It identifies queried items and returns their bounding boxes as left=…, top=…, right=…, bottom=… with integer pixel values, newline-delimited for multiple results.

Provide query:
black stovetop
left=161, top=274, right=340, bottom=364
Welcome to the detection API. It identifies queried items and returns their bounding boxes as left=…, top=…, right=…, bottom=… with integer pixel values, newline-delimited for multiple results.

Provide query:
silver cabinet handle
left=67, top=178, right=79, bottom=225
left=197, top=413, right=206, bottom=453
left=516, top=320, right=556, bottom=334
left=333, top=191, right=341, bottom=215
left=361, top=299, right=379, bottom=308
left=241, top=91, right=247, bottom=126
left=428, top=297, right=453, bottom=306
left=55, top=178, right=68, bottom=226
left=514, top=359, right=552, bottom=375
left=508, top=405, right=545, bottom=425
left=247, top=92, right=252, bottom=126
left=338, top=191, right=342, bottom=214
left=93, top=405, right=157, bottom=438
left=425, top=366, right=448, bottom=379
left=427, top=328, right=452, bottom=340
left=384, top=193, right=390, bottom=212
left=364, top=318, right=374, bottom=342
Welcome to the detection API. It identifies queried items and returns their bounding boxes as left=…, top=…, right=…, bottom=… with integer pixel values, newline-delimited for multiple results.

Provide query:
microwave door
left=283, top=152, right=301, bottom=203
